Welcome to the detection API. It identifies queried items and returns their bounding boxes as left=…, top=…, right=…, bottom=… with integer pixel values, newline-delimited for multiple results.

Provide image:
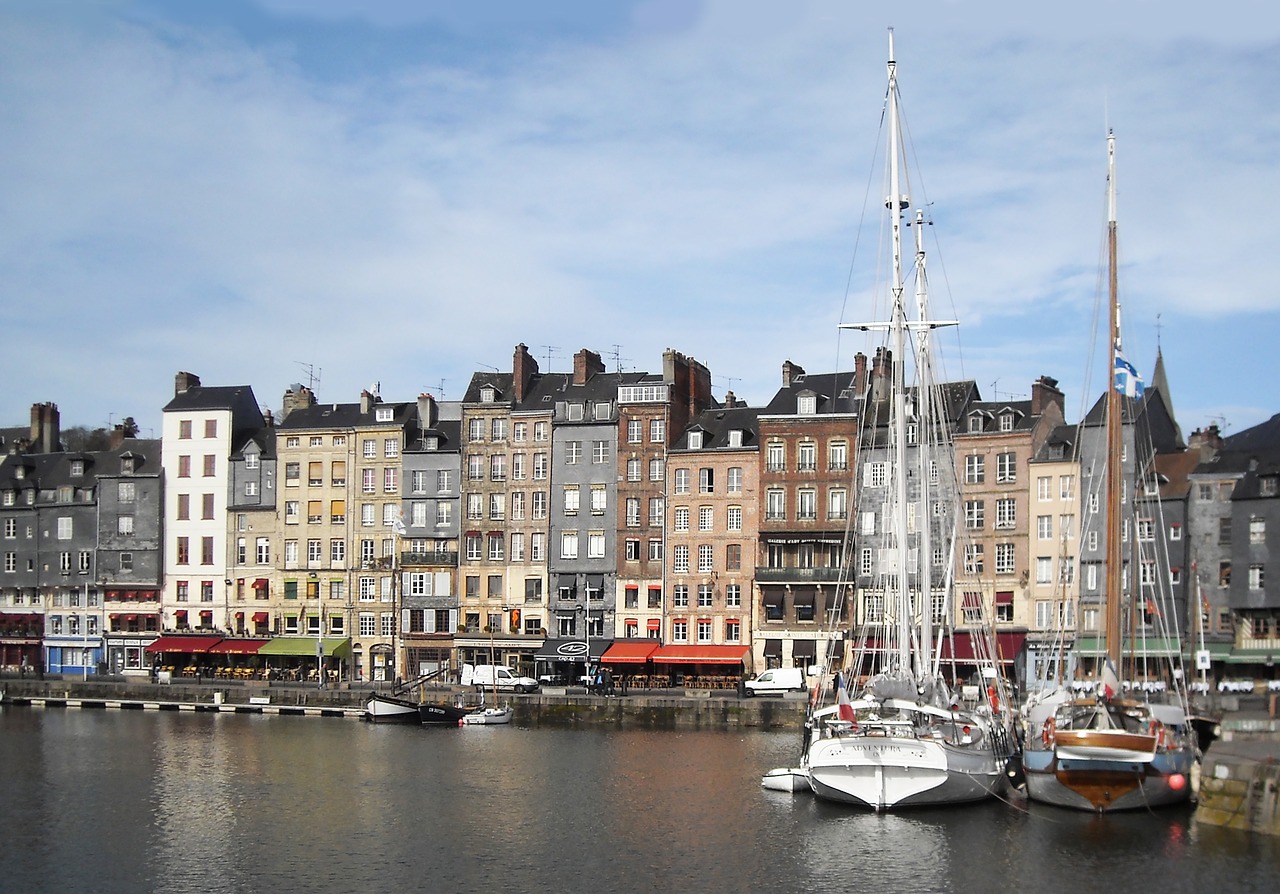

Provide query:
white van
left=462, top=663, right=540, bottom=693
left=744, top=667, right=808, bottom=696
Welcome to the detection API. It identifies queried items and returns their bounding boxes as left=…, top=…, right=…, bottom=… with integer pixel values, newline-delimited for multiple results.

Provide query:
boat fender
left=1149, top=720, right=1167, bottom=749
left=1041, top=716, right=1056, bottom=748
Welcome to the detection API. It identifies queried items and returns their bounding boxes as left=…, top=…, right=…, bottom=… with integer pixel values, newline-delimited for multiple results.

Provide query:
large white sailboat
left=1019, top=132, right=1198, bottom=812
left=788, top=31, right=1014, bottom=810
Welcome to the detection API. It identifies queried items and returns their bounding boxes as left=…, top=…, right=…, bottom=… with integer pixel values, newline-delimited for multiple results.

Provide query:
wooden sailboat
left=1020, top=131, right=1198, bottom=811
left=461, top=610, right=513, bottom=726
left=793, top=30, right=1013, bottom=810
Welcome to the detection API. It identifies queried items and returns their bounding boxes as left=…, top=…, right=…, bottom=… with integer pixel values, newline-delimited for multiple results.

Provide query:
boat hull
left=364, top=694, right=421, bottom=724
left=1022, top=744, right=1196, bottom=812
left=419, top=702, right=471, bottom=725
left=805, top=734, right=1000, bottom=809
left=761, top=767, right=811, bottom=792
left=460, top=706, right=512, bottom=726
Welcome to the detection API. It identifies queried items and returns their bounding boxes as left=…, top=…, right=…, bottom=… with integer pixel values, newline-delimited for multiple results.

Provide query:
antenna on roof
left=609, top=344, right=631, bottom=372
left=540, top=345, right=562, bottom=370
left=476, top=363, right=499, bottom=372
left=295, top=362, right=322, bottom=391
left=428, top=378, right=446, bottom=399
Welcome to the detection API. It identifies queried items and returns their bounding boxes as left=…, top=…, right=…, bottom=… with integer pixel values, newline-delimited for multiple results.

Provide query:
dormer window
left=70, top=460, right=84, bottom=477
left=967, top=415, right=984, bottom=434
left=999, top=413, right=1015, bottom=432
left=375, top=407, right=394, bottom=422
left=688, top=431, right=704, bottom=450
left=728, top=430, right=743, bottom=448
left=14, top=466, right=25, bottom=479
left=425, top=436, right=439, bottom=451
left=594, top=401, right=611, bottom=420
left=797, top=393, right=817, bottom=415
left=1262, top=476, right=1278, bottom=497
left=481, top=385, right=497, bottom=403
left=567, top=403, right=584, bottom=422
left=121, top=455, right=136, bottom=474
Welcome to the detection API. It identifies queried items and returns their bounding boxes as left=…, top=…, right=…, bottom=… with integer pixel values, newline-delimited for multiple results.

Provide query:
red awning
left=938, top=632, right=1027, bottom=664
left=145, top=635, right=224, bottom=654
left=251, top=612, right=269, bottom=623
left=252, top=579, right=269, bottom=589
left=207, top=638, right=267, bottom=655
left=995, top=591, right=1014, bottom=605
left=601, top=641, right=660, bottom=664
left=651, top=644, right=750, bottom=665
left=646, top=619, right=661, bottom=630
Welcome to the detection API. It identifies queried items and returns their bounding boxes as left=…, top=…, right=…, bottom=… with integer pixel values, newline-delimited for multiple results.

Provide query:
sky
left=3, top=0, right=1279, bottom=442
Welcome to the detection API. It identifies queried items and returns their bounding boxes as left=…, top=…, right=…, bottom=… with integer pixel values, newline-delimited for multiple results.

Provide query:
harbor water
left=2, top=706, right=1279, bottom=894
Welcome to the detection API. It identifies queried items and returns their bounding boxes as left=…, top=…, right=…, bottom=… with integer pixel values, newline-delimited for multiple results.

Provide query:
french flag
left=837, top=672, right=856, bottom=722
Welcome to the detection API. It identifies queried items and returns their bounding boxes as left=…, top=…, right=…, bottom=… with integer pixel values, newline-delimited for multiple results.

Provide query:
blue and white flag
left=1114, top=349, right=1145, bottom=398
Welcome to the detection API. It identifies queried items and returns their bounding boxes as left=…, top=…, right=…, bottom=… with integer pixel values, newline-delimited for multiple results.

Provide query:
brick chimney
left=360, top=389, right=375, bottom=414
left=174, top=371, right=201, bottom=397
left=723, top=390, right=738, bottom=408
left=280, top=384, right=316, bottom=421
left=782, top=360, right=805, bottom=388
left=854, top=352, right=868, bottom=396
left=29, top=402, right=60, bottom=454
left=573, top=348, right=605, bottom=385
left=513, top=343, right=539, bottom=403
left=109, top=424, right=128, bottom=450
left=1031, top=375, right=1064, bottom=416
left=1189, top=424, right=1223, bottom=461
left=870, top=348, right=892, bottom=403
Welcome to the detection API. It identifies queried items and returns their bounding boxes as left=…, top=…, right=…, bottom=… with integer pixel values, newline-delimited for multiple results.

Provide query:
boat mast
left=886, top=29, right=912, bottom=676
left=913, top=207, right=934, bottom=681
left=1105, top=130, right=1124, bottom=676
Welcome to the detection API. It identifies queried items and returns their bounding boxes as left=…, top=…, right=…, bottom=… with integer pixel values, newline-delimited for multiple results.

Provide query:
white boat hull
left=806, top=734, right=1000, bottom=809
left=365, top=694, right=421, bottom=724
left=761, top=767, right=811, bottom=792
left=460, top=705, right=512, bottom=726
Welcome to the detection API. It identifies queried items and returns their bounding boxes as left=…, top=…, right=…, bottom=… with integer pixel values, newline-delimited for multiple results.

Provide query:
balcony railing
left=754, top=566, right=847, bottom=583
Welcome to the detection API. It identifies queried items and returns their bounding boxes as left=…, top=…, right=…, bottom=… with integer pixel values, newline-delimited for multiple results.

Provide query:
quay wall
left=1195, top=706, right=1280, bottom=836
left=0, top=677, right=808, bottom=729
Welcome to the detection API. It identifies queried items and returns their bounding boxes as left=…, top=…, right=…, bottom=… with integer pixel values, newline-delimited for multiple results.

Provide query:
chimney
left=854, top=352, right=868, bottom=396
left=29, top=402, right=60, bottom=454
left=513, top=343, right=539, bottom=403
left=360, top=390, right=374, bottom=414
left=174, top=371, right=201, bottom=397
left=723, top=390, right=738, bottom=408
left=109, top=424, right=127, bottom=451
left=870, top=348, right=892, bottom=403
left=1188, top=424, right=1223, bottom=461
left=1031, top=376, right=1064, bottom=416
left=280, top=384, right=316, bottom=421
left=782, top=360, right=805, bottom=388
left=573, top=348, right=604, bottom=385
left=417, top=393, right=438, bottom=429
left=263, top=409, right=275, bottom=429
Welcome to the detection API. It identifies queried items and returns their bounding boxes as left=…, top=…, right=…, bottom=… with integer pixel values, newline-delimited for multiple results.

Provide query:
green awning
left=1072, top=636, right=1183, bottom=658
left=1225, top=648, right=1280, bottom=665
left=258, top=636, right=352, bottom=658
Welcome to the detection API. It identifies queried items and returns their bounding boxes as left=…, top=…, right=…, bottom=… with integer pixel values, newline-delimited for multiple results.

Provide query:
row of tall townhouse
left=2, top=347, right=1277, bottom=684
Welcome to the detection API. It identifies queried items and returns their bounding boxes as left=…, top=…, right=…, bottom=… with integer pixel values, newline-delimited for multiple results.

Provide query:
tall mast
left=887, top=29, right=912, bottom=674
left=914, top=207, right=934, bottom=680
left=1105, top=130, right=1124, bottom=674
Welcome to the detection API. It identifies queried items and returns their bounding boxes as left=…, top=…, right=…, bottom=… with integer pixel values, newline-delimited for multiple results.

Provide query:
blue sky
left=3, top=1, right=1279, bottom=440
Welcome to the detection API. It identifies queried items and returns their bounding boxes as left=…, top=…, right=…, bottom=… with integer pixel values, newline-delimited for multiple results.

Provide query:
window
left=964, top=544, right=984, bottom=575
left=650, top=418, right=665, bottom=443
left=179, top=420, right=192, bottom=439
left=117, top=515, right=134, bottom=535
left=565, top=441, right=582, bottom=464
left=625, top=498, right=640, bottom=527
left=468, top=455, right=484, bottom=481
left=727, top=506, right=742, bottom=531
left=766, top=489, right=785, bottom=520
left=257, top=537, right=271, bottom=564
left=488, top=534, right=505, bottom=561
left=490, top=455, right=506, bottom=481
left=674, top=469, right=690, bottom=494
left=465, top=534, right=483, bottom=561
left=512, top=454, right=527, bottom=481
left=674, top=507, right=690, bottom=532
left=627, top=457, right=641, bottom=481
left=592, top=440, right=608, bottom=464
left=201, top=536, right=214, bottom=565
left=1036, top=556, right=1052, bottom=584
left=1059, top=475, right=1075, bottom=500
left=588, top=532, right=605, bottom=559
left=531, top=533, right=545, bottom=561
left=1219, top=517, right=1232, bottom=546
left=491, top=418, right=507, bottom=440
left=965, top=454, right=985, bottom=484
left=202, top=493, right=215, bottom=519
left=698, top=544, right=713, bottom=573
left=564, top=485, right=580, bottom=515
left=995, top=498, right=1016, bottom=530
left=560, top=532, right=579, bottom=559
left=996, top=452, right=1016, bottom=483
left=625, top=539, right=641, bottom=561
left=727, top=467, right=743, bottom=493
left=766, top=442, right=784, bottom=471
left=964, top=500, right=984, bottom=530
left=797, top=442, right=816, bottom=471
left=628, top=419, right=643, bottom=443
left=699, top=506, right=713, bottom=531
left=673, top=545, right=689, bottom=574
left=797, top=489, right=816, bottom=519
left=468, top=418, right=484, bottom=441
left=650, top=458, right=665, bottom=482
left=995, top=543, right=1015, bottom=574
left=829, top=441, right=848, bottom=471
left=1250, top=516, right=1266, bottom=544
left=1249, top=564, right=1265, bottom=590
left=533, top=453, right=548, bottom=480
left=1037, top=515, right=1052, bottom=540
left=203, top=455, right=216, bottom=477
left=177, top=494, right=190, bottom=520
left=532, top=492, right=547, bottom=519
left=590, top=485, right=606, bottom=514
left=673, top=584, right=689, bottom=607
left=383, top=468, right=399, bottom=494
left=726, top=584, right=741, bottom=608
left=865, top=462, right=887, bottom=488
left=649, top=498, right=664, bottom=527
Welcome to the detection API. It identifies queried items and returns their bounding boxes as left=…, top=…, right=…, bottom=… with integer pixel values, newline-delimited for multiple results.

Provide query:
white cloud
left=1, top=1, right=1278, bottom=436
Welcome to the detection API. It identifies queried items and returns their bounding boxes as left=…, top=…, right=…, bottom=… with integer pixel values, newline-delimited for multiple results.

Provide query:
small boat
left=364, top=693, right=422, bottom=724
left=761, top=766, right=811, bottom=792
left=460, top=705, right=513, bottom=726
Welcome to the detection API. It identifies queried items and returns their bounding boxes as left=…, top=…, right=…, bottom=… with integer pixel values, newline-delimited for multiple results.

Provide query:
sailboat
left=775, top=31, right=1014, bottom=810
left=460, top=611, right=513, bottom=726
left=1019, top=131, right=1198, bottom=812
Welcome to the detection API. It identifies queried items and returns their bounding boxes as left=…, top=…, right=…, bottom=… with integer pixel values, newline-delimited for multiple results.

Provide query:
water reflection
left=2, top=708, right=1279, bottom=894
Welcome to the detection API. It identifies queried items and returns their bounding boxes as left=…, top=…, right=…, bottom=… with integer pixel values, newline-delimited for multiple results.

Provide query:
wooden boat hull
left=364, top=694, right=421, bottom=724
left=1022, top=742, right=1196, bottom=812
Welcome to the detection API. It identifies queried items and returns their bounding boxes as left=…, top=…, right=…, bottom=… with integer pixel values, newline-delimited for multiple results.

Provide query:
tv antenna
left=540, top=345, right=562, bottom=370
left=609, top=344, right=631, bottom=372
left=295, top=362, right=322, bottom=391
